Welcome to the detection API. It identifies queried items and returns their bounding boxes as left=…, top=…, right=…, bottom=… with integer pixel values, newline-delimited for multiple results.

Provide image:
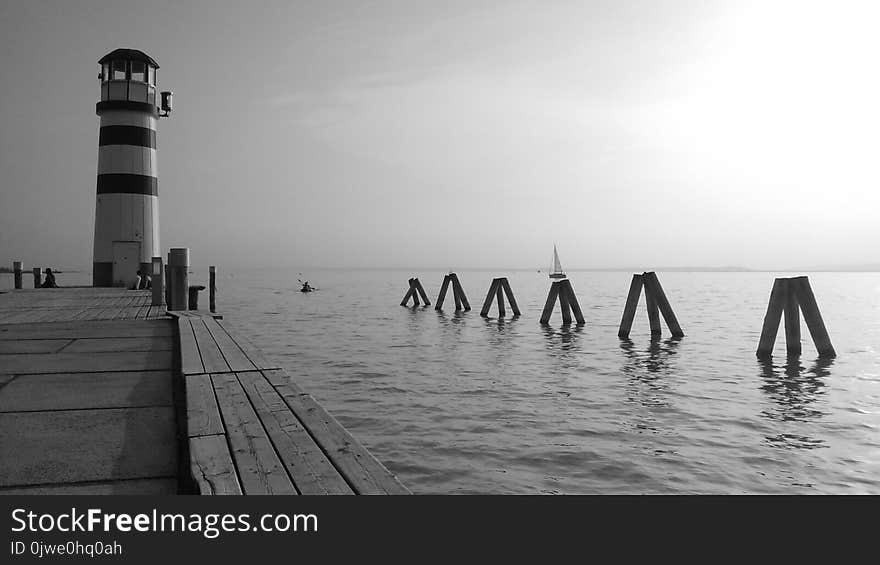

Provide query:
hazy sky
left=1, top=0, right=878, bottom=270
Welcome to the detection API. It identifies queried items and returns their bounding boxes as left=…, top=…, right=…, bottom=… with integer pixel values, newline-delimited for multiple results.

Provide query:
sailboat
left=549, top=245, right=566, bottom=279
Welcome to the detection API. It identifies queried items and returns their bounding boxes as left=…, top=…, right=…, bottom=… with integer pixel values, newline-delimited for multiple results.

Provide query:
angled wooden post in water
left=435, top=273, right=470, bottom=311
left=500, top=278, right=521, bottom=316
left=540, top=279, right=585, bottom=325
left=479, top=277, right=518, bottom=317
left=756, top=276, right=835, bottom=358
left=32, top=267, right=41, bottom=288
left=435, top=274, right=452, bottom=310
left=617, top=272, right=683, bottom=338
left=400, top=277, right=428, bottom=307
left=451, top=274, right=471, bottom=311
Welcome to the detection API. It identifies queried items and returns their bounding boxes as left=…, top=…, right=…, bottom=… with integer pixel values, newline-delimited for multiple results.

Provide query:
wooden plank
left=63, top=336, right=172, bottom=353
left=0, top=339, right=70, bottom=354
left=451, top=274, right=471, bottom=311
left=540, top=281, right=561, bottom=324
left=203, top=318, right=257, bottom=372
left=480, top=279, right=501, bottom=317
left=191, top=319, right=231, bottom=374
left=642, top=272, right=684, bottom=337
left=188, top=435, right=242, bottom=495
left=618, top=274, right=643, bottom=339
left=434, top=274, right=451, bottom=310
left=185, top=374, right=224, bottom=437
left=177, top=318, right=205, bottom=376
left=562, top=279, right=585, bottom=324
left=0, top=350, right=173, bottom=375
left=270, top=373, right=410, bottom=495
left=500, top=278, right=520, bottom=316
left=237, top=371, right=353, bottom=495
left=216, top=321, right=282, bottom=370
left=792, top=277, right=836, bottom=358
left=210, top=373, right=297, bottom=494
left=783, top=280, right=801, bottom=356
left=452, top=278, right=463, bottom=311
left=756, top=278, right=786, bottom=357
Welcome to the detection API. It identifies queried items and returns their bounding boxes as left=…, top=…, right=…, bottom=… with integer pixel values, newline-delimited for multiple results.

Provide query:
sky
left=1, top=0, right=878, bottom=271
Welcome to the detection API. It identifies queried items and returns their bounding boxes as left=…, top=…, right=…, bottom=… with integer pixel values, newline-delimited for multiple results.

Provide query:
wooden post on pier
left=13, top=261, right=22, bottom=289
left=435, top=273, right=471, bottom=311
left=32, top=267, right=41, bottom=288
left=209, top=266, right=217, bottom=313
left=167, top=248, right=189, bottom=311
left=401, top=278, right=430, bottom=307
left=618, top=272, right=684, bottom=339
left=756, top=276, right=835, bottom=358
left=480, top=277, right=521, bottom=318
left=540, top=279, right=585, bottom=325
left=151, top=257, right=164, bottom=306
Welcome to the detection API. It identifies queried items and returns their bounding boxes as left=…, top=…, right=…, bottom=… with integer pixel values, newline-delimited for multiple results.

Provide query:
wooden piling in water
left=209, top=266, right=217, bottom=313
left=792, top=276, right=835, bottom=358
left=451, top=274, right=470, bottom=310
left=500, top=278, right=520, bottom=316
left=452, top=279, right=463, bottom=311
left=480, top=278, right=501, bottom=317
left=559, top=283, right=572, bottom=325
left=642, top=272, right=684, bottom=337
left=32, top=267, right=41, bottom=288
left=562, top=280, right=585, bottom=324
left=539, top=281, right=561, bottom=324
left=496, top=282, right=506, bottom=317
left=13, top=261, right=22, bottom=289
left=783, top=280, right=801, bottom=356
left=756, top=276, right=835, bottom=358
left=618, top=274, right=644, bottom=339
left=401, top=277, right=428, bottom=307
left=435, top=275, right=452, bottom=310
left=644, top=282, right=661, bottom=336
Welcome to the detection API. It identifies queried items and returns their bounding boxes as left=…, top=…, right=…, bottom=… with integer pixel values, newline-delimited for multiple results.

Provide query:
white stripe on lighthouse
left=99, top=110, right=157, bottom=129
left=97, top=145, right=157, bottom=177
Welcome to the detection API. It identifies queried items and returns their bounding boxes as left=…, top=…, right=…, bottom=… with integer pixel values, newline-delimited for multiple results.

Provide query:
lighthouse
left=93, top=48, right=172, bottom=286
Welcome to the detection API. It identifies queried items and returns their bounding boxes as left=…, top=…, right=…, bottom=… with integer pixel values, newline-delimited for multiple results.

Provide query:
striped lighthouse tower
left=93, top=48, right=172, bottom=286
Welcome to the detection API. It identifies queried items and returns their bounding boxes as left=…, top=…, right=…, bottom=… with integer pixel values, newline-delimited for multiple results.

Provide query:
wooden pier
left=0, top=287, right=409, bottom=495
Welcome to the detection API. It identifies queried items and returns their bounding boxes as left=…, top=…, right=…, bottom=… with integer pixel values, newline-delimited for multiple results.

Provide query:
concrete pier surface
left=0, top=287, right=408, bottom=495
left=0, top=288, right=177, bottom=494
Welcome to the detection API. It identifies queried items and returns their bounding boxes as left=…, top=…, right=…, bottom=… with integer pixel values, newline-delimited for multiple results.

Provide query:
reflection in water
left=758, top=357, right=833, bottom=449
left=541, top=324, right=583, bottom=354
left=619, top=337, right=681, bottom=410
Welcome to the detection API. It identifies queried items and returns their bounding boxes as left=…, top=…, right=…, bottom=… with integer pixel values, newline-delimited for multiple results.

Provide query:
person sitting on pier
left=41, top=268, right=58, bottom=288
left=137, top=271, right=152, bottom=290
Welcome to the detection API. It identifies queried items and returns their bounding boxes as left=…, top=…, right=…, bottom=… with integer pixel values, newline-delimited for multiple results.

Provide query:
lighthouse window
left=101, top=63, right=110, bottom=81
left=130, top=61, right=146, bottom=82
left=147, top=66, right=155, bottom=86
left=112, top=60, right=127, bottom=80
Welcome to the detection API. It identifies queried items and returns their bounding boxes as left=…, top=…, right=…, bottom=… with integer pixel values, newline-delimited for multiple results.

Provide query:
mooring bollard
left=151, top=257, right=164, bottom=306
left=479, top=277, right=521, bottom=318
left=13, top=261, right=22, bottom=289
left=401, top=277, right=430, bottom=307
left=167, top=248, right=189, bottom=311
left=435, top=273, right=471, bottom=311
left=209, top=265, right=217, bottom=313
left=756, top=276, right=835, bottom=358
left=32, top=267, right=41, bottom=288
left=188, top=285, right=206, bottom=310
left=618, top=272, right=684, bottom=339
left=539, top=279, right=584, bottom=325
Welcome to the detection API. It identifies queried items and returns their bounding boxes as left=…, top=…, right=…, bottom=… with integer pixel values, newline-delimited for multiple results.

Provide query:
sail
left=549, top=245, right=566, bottom=279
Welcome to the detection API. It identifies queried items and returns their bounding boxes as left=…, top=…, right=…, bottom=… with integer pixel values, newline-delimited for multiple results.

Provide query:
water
left=5, top=269, right=879, bottom=493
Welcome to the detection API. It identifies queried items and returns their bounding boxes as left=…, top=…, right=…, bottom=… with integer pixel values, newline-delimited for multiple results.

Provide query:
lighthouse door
left=112, top=241, right=141, bottom=287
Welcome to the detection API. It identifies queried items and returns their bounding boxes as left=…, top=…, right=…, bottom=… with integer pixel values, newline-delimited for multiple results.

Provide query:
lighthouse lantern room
left=93, top=48, right=172, bottom=287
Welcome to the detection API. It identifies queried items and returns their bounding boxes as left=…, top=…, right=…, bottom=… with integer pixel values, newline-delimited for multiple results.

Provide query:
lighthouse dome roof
left=98, top=48, right=159, bottom=69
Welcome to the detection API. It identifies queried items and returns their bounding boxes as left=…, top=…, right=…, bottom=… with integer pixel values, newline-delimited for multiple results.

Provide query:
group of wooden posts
left=9, top=261, right=49, bottom=289
left=8, top=254, right=218, bottom=314
left=401, top=272, right=836, bottom=359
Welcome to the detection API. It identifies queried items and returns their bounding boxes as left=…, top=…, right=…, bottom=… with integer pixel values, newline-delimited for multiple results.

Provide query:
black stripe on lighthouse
left=96, top=174, right=158, bottom=196
left=99, top=126, right=156, bottom=148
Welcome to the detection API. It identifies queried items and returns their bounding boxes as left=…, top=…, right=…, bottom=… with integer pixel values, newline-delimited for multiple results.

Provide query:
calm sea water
left=5, top=269, right=879, bottom=493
